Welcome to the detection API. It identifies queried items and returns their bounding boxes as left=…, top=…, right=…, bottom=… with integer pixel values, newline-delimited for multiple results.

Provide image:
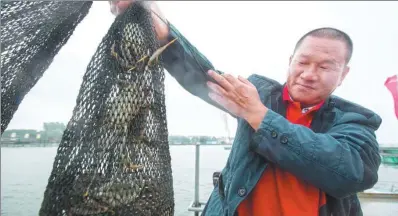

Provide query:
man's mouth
left=297, top=84, right=315, bottom=90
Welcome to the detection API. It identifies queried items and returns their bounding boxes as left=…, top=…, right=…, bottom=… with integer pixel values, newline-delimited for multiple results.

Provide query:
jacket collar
left=282, top=85, right=325, bottom=114
left=268, top=83, right=336, bottom=133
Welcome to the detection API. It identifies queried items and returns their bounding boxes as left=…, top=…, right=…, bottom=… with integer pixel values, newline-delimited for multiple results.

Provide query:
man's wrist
left=245, top=104, right=268, bottom=131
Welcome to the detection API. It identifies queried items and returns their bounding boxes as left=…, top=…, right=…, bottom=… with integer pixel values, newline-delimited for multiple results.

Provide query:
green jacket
left=161, top=24, right=382, bottom=216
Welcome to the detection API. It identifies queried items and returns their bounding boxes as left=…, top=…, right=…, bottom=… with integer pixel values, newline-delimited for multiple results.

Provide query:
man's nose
left=300, top=66, right=318, bottom=81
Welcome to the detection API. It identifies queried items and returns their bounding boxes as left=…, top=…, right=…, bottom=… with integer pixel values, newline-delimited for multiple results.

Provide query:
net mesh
left=39, top=3, right=174, bottom=215
left=2, top=1, right=174, bottom=215
left=1, top=1, right=93, bottom=134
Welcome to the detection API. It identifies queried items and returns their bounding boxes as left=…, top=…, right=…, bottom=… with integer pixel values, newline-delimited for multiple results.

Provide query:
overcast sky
left=6, top=1, right=398, bottom=145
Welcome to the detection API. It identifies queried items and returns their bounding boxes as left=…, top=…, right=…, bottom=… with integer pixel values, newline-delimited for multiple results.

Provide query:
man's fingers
left=209, top=92, right=232, bottom=109
left=208, top=70, right=234, bottom=91
left=209, top=92, right=240, bottom=117
left=208, top=81, right=247, bottom=109
left=238, top=75, right=254, bottom=87
left=110, top=0, right=134, bottom=15
left=109, top=1, right=118, bottom=15
left=207, top=81, right=228, bottom=97
left=223, top=73, right=240, bottom=87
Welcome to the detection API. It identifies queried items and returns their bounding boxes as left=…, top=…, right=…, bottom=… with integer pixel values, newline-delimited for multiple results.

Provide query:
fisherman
left=111, top=1, right=382, bottom=215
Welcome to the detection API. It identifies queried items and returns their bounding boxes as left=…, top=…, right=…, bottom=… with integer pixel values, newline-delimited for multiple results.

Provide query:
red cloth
left=384, top=75, right=398, bottom=119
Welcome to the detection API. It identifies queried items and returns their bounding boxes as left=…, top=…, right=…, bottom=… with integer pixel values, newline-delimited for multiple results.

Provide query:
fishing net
left=1, top=1, right=175, bottom=215
left=38, top=2, right=174, bottom=215
left=1, top=1, right=174, bottom=215
left=0, top=1, right=93, bottom=134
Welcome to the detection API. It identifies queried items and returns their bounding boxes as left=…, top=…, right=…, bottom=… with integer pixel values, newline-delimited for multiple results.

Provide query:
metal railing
left=187, top=143, right=206, bottom=216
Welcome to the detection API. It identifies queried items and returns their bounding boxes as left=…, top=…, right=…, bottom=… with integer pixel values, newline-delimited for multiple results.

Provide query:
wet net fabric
left=1, top=1, right=174, bottom=215
left=0, top=1, right=93, bottom=134
left=37, top=3, right=174, bottom=216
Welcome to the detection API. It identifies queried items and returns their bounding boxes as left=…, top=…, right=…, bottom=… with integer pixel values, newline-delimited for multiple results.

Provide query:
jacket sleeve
left=249, top=108, right=382, bottom=199
left=160, top=23, right=236, bottom=118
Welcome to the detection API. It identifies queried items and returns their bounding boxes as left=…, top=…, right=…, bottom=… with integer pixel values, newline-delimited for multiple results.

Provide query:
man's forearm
left=160, top=23, right=236, bottom=117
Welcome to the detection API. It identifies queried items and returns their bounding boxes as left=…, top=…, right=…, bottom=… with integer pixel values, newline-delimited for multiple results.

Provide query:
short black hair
left=293, top=27, right=353, bottom=64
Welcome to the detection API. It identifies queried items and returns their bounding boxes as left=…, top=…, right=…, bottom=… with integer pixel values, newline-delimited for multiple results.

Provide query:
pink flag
left=384, top=74, right=398, bottom=119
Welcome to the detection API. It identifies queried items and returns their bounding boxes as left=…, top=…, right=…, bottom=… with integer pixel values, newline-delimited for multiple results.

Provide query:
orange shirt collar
left=282, top=85, right=324, bottom=113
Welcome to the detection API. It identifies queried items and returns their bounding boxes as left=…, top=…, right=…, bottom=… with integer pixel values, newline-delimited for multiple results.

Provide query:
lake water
left=1, top=145, right=398, bottom=216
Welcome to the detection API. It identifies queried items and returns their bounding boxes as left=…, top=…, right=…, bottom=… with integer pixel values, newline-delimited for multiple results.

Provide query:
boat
left=380, top=147, right=398, bottom=165
left=223, top=145, right=232, bottom=150
left=381, top=153, right=398, bottom=165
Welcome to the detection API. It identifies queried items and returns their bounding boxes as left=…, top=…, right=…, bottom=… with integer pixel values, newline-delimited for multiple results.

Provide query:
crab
left=111, top=37, right=178, bottom=73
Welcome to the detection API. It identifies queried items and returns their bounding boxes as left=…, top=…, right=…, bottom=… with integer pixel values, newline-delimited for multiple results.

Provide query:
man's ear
left=338, top=66, right=350, bottom=86
left=286, top=55, right=293, bottom=78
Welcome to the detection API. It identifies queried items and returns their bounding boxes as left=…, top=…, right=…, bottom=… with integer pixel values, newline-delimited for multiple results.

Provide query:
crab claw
left=148, top=37, right=178, bottom=65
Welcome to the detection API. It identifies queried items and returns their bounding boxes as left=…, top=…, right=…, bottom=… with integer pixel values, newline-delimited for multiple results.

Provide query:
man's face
left=287, top=36, right=350, bottom=106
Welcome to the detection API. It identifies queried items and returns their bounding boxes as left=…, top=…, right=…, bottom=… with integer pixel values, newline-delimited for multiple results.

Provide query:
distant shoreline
left=0, top=143, right=233, bottom=148
left=2, top=143, right=397, bottom=149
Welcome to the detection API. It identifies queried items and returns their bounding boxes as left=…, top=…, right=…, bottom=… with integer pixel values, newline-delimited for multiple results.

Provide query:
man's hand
left=109, top=1, right=169, bottom=42
left=206, top=70, right=268, bottom=130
